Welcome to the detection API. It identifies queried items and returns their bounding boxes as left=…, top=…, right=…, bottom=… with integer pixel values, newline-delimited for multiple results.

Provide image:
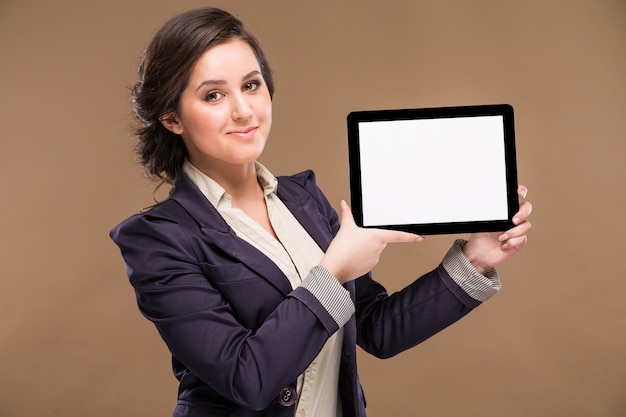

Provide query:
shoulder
left=109, top=198, right=193, bottom=249
left=276, top=169, right=326, bottom=202
left=113, top=198, right=186, bottom=229
left=111, top=170, right=220, bottom=239
left=277, top=169, right=335, bottom=211
left=276, top=169, right=340, bottom=234
left=277, top=169, right=318, bottom=190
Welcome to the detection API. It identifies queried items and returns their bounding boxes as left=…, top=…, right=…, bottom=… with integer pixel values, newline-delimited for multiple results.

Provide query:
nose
left=231, top=93, right=253, bottom=120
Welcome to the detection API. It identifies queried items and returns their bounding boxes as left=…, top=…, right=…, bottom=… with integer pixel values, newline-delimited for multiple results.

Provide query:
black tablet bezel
left=347, top=104, right=519, bottom=235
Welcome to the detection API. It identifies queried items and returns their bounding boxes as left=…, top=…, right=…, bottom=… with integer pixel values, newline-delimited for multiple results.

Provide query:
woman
left=110, top=7, right=532, bottom=417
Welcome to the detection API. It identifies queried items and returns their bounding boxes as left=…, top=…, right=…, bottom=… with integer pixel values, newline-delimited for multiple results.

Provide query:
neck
left=192, top=159, right=262, bottom=203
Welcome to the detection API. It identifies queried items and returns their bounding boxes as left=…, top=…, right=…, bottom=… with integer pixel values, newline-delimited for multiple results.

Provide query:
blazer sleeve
left=291, top=170, right=484, bottom=359
left=110, top=206, right=340, bottom=411
left=354, top=264, right=481, bottom=359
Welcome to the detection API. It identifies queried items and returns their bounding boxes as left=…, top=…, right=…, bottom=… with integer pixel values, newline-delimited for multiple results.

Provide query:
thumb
left=339, top=200, right=357, bottom=227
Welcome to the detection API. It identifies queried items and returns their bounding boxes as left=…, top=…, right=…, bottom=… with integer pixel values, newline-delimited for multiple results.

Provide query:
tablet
left=347, top=104, right=519, bottom=235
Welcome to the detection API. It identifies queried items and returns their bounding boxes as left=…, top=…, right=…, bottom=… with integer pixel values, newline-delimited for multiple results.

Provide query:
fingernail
left=520, top=189, right=527, bottom=199
left=499, top=234, right=509, bottom=242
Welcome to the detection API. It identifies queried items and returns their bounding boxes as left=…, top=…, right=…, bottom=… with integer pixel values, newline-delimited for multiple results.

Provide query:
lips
left=227, top=126, right=259, bottom=140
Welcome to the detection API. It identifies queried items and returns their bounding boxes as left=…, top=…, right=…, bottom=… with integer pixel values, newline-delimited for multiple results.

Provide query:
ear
left=159, top=111, right=184, bottom=135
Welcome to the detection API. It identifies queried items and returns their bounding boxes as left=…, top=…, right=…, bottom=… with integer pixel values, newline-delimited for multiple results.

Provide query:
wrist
left=319, top=258, right=344, bottom=284
left=462, top=245, right=491, bottom=275
left=442, top=239, right=502, bottom=302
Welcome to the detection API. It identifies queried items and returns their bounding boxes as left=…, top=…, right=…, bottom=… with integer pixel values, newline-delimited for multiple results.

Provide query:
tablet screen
left=347, top=104, right=518, bottom=235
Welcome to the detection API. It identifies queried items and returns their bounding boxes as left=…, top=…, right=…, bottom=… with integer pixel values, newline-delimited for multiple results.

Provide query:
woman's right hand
left=319, top=201, right=424, bottom=284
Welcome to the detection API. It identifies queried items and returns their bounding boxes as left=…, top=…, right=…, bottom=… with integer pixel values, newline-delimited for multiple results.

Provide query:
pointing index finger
left=377, top=229, right=424, bottom=243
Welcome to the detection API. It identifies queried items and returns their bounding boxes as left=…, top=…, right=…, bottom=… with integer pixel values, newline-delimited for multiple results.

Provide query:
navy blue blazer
left=110, top=170, right=482, bottom=417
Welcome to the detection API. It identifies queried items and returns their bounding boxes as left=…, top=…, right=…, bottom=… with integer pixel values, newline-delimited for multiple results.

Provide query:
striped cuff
left=442, top=239, right=502, bottom=302
left=301, top=265, right=355, bottom=327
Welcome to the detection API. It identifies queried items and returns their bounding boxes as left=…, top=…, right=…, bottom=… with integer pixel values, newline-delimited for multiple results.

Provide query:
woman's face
left=162, top=38, right=272, bottom=174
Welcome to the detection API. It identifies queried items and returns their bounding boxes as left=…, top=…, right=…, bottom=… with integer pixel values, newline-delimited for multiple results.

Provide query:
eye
left=242, top=80, right=261, bottom=92
left=204, top=90, right=224, bottom=102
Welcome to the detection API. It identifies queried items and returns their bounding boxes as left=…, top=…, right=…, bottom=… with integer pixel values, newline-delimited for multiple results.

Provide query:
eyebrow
left=195, top=70, right=262, bottom=91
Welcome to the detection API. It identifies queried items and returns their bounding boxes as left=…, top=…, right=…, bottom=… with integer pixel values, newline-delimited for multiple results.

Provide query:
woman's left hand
left=462, top=185, right=533, bottom=275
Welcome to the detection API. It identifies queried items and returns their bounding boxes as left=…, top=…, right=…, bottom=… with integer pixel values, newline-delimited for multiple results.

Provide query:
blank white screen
left=358, top=115, right=509, bottom=226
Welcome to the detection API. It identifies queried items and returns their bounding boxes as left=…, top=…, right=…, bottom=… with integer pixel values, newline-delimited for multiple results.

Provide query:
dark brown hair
left=131, top=7, right=274, bottom=184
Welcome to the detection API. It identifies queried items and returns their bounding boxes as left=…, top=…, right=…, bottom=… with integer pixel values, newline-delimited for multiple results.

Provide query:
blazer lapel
left=169, top=170, right=344, bottom=298
left=170, top=172, right=293, bottom=296
left=276, top=177, right=334, bottom=252
left=276, top=174, right=357, bottom=303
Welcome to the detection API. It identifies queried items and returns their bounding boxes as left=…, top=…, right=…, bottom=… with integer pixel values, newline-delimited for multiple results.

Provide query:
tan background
left=1, top=0, right=625, bottom=416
